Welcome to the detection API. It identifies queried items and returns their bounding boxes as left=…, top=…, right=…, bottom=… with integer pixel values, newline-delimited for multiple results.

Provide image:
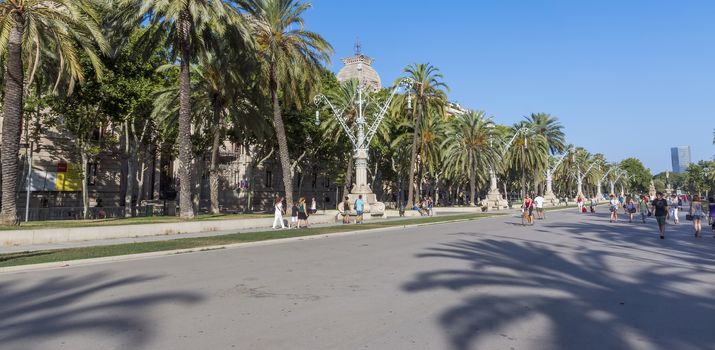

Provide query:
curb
left=0, top=213, right=503, bottom=275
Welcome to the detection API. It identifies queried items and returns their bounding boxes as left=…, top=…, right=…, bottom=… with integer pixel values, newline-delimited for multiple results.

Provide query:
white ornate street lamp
left=575, top=158, right=602, bottom=199
left=485, top=126, right=531, bottom=210
left=314, top=77, right=413, bottom=216
left=543, top=148, right=572, bottom=205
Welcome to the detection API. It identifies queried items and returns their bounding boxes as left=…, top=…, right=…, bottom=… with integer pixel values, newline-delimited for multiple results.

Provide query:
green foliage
left=682, top=160, right=715, bottom=196
left=442, top=111, right=498, bottom=188
left=619, top=158, right=652, bottom=193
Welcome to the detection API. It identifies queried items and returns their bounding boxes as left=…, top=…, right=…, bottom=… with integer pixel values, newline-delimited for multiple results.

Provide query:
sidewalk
left=1, top=207, right=514, bottom=254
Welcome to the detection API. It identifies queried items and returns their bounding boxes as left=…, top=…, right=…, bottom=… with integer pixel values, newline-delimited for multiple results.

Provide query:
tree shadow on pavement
left=402, top=213, right=715, bottom=350
left=0, top=271, right=204, bottom=349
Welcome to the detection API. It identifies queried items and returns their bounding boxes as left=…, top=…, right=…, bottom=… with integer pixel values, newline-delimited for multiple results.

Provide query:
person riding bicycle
left=523, top=194, right=535, bottom=225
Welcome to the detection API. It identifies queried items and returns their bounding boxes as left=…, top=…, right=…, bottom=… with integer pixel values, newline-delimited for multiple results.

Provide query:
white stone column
left=576, top=174, right=584, bottom=199
left=353, top=148, right=369, bottom=194
left=486, top=168, right=508, bottom=210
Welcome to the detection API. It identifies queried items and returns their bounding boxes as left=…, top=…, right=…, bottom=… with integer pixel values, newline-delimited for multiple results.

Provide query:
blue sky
left=304, top=0, right=715, bottom=173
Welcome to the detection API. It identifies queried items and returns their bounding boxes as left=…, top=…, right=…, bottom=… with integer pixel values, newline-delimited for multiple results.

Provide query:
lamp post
left=543, top=148, right=571, bottom=205
left=315, top=78, right=413, bottom=217
left=576, top=160, right=601, bottom=199
left=485, top=126, right=531, bottom=210
left=597, top=166, right=616, bottom=200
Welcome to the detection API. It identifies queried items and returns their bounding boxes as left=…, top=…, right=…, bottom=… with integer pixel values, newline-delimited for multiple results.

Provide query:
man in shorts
left=651, top=192, right=669, bottom=239
left=354, top=195, right=364, bottom=224
left=534, top=193, right=545, bottom=220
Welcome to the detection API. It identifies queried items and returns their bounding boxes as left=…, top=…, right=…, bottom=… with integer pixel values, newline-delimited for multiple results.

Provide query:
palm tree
left=242, top=0, right=332, bottom=209
left=525, top=113, right=565, bottom=194
left=442, top=111, right=499, bottom=207
left=0, top=0, right=108, bottom=225
left=151, top=57, right=264, bottom=214
left=505, top=121, right=549, bottom=198
left=392, top=109, right=445, bottom=199
left=526, top=113, right=566, bottom=154
left=125, top=0, right=242, bottom=219
left=400, top=63, right=448, bottom=208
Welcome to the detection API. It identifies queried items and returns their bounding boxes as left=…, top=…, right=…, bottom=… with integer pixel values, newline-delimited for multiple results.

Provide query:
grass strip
left=0, top=213, right=497, bottom=268
left=0, top=213, right=272, bottom=231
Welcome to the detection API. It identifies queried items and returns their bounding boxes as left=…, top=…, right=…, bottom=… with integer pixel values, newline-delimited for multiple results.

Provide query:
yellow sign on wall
left=56, top=162, right=82, bottom=191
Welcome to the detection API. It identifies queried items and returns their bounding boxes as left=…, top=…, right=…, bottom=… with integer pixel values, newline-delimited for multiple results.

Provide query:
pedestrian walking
left=310, top=197, right=317, bottom=215
left=291, top=201, right=299, bottom=229
left=625, top=197, right=637, bottom=223
left=689, top=195, right=705, bottom=238
left=297, top=197, right=309, bottom=228
left=708, top=197, right=715, bottom=228
left=638, top=195, right=650, bottom=223
left=272, top=197, right=286, bottom=229
left=668, top=194, right=679, bottom=224
left=534, top=193, right=545, bottom=219
left=354, top=195, right=364, bottom=224
left=590, top=196, right=597, bottom=213
left=338, top=196, right=350, bottom=224
left=577, top=196, right=584, bottom=213
left=427, top=196, right=434, bottom=217
left=522, top=194, right=534, bottom=225
left=609, top=194, right=620, bottom=223
left=651, top=192, right=669, bottom=239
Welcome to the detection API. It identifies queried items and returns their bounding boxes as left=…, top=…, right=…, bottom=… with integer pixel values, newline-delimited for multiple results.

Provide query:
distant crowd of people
left=518, top=191, right=715, bottom=239
left=561, top=192, right=715, bottom=240
left=597, top=192, right=714, bottom=239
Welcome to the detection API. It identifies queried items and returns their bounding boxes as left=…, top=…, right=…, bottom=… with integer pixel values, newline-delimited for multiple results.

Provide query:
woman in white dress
left=272, top=197, right=286, bottom=229
left=668, top=194, right=679, bottom=224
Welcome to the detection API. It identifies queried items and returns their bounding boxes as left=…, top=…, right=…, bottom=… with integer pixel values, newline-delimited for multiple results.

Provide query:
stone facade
left=1, top=121, right=341, bottom=220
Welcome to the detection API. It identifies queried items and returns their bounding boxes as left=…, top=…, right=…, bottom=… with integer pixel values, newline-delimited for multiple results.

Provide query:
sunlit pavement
left=2, top=209, right=713, bottom=350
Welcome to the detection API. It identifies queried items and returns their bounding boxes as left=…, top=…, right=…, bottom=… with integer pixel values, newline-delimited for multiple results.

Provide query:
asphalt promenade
left=1, top=208, right=713, bottom=350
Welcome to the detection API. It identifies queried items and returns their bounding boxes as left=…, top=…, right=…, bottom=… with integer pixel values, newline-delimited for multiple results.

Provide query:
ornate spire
left=354, top=37, right=362, bottom=55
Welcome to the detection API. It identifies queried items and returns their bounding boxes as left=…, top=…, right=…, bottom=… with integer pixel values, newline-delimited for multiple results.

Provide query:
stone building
left=336, top=41, right=382, bottom=91
left=1, top=118, right=340, bottom=220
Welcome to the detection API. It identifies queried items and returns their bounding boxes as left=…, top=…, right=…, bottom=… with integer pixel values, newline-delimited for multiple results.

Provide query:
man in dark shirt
left=651, top=192, right=669, bottom=239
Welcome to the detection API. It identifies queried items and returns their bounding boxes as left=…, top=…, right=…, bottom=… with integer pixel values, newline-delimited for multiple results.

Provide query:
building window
left=265, top=170, right=273, bottom=188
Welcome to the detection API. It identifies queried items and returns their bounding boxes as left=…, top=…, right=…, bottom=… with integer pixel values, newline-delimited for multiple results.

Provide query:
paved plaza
left=1, top=209, right=714, bottom=350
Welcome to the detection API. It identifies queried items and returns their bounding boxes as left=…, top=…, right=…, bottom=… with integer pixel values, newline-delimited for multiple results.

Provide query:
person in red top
left=523, top=194, right=535, bottom=225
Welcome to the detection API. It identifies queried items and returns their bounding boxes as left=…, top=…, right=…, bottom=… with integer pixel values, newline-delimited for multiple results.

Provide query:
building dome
left=336, top=54, right=382, bottom=92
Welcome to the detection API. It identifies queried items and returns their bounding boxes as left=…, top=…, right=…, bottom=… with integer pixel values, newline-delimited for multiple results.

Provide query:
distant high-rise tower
left=671, top=146, right=691, bottom=173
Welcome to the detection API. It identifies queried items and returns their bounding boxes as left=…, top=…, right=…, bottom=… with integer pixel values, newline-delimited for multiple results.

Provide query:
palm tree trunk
left=124, top=122, right=135, bottom=217
left=1, top=18, right=25, bottom=225
left=192, top=157, right=202, bottom=213
left=209, top=103, right=222, bottom=214
left=177, top=10, right=195, bottom=219
left=126, top=148, right=136, bottom=217
left=81, top=147, right=90, bottom=220
left=407, top=102, right=422, bottom=208
left=269, top=64, right=294, bottom=209
left=469, top=173, right=476, bottom=207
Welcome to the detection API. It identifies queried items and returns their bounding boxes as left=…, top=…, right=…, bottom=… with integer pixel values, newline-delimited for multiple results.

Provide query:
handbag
left=686, top=214, right=693, bottom=221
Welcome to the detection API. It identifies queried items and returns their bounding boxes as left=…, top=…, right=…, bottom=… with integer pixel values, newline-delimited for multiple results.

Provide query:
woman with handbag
left=625, top=198, right=637, bottom=223
left=638, top=195, right=650, bottom=224
left=609, top=194, right=620, bottom=223
left=689, top=195, right=705, bottom=238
